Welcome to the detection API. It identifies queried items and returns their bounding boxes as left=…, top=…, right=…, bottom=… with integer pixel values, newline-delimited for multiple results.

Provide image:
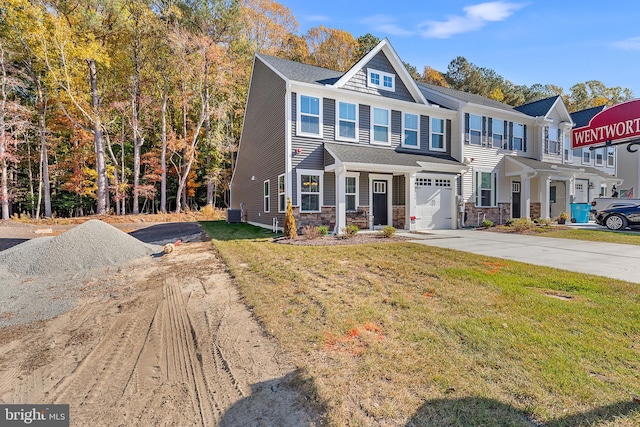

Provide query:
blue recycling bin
left=570, top=203, right=591, bottom=223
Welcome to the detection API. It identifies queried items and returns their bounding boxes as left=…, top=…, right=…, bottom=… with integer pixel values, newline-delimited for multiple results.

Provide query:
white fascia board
left=504, top=156, right=534, bottom=176
left=549, top=97, right=574, bottom=125
left=465, top=104, right=534, bottom=122
left=416, top=162, right=468, bottom=174
left=290, top=81, right=455, bottom=118
left=333, top=38, right=429, bottom=105
left=419, top=86, right=467, bottom=110
left=341, top=162, right=423, bottom=174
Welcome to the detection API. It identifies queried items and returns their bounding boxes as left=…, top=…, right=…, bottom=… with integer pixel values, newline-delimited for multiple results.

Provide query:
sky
left=276, top=0, right=640, bottom=97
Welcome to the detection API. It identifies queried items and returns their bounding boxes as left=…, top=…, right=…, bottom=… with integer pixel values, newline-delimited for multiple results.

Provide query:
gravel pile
left=0, top=219, right=161, bottom=277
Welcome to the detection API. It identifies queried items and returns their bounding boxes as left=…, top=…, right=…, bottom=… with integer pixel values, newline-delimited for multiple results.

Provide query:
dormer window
left=368, top=69, right=395, bottom=92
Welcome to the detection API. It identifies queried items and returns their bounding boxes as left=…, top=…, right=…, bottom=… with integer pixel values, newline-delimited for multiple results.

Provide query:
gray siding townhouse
left=231, top=39, right=466, bottom=233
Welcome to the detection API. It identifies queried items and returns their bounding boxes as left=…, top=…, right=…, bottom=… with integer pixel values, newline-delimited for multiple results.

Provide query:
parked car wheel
left=605, top=214, right=627, bottom=231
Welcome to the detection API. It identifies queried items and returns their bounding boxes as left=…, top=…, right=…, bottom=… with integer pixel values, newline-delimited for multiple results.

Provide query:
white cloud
left=360, top=15, right=416, bottom=36
left=302, top=14, right=331, bottom=23
left=613, top=37, right=640, bottom=51
left=419, top=1, right=526, bottom=39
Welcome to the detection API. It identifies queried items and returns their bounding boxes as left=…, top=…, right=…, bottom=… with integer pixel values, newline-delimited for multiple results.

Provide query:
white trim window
left=430, top=117, right=445, bottom=152
left=513, top=123, right=524, bottom=151
left=297, top=94, right=322, bottom=137
left=345, top=172, right=359, bottom=212
left=475, top=170, right=497, bottom=207
left=278, top=174, right=286, bottom=212
left=371, top=107, right=390, bottom=145
left=368, top=68, right=395, bottom=92
left=336, top=101, right=358, bottom=141
left=607, top=147, right=615, bottom=168
left=564, top=135, right=573, bottom=162
left=469, top=114, right=482, bottom=145
left=402, top=113, right=419, bottom=148
left=595, top=148, right=604, bottom=166
left=492, top=118, right=504, bottom=148
left=298, top=169, right=323, bottom=213
left=582, top=148, right=591, bottom=164
left=263, top=180, right=270, bottom=212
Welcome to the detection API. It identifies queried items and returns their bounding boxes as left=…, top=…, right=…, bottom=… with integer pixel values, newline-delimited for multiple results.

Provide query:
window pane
left=513, top=124, right=523, bottom=137
left=383, top=75, right=393, bottom=87
left=370, top=73, right=380, bottom=85
left=374, top=108, right=388, bottom=125
left=346, top=195, right=356, bottom=211
left=405, top=130, right=418, bottom=146
left=431, top=134, right=443, bottom=149
left=301, top=175, right=320, bottom=193
left=345, top=176, right=356, bottom=193
left=301, top=116, right=319, bottom=134
left=279, top=194, right=285, bottom=211
left=374, top=125, right=388, bottom=142
left=405, top=113, right=418, bottom=129
left=470, top=130, right=481, bottom=145
left=492, top=119, right=503, bottom=134
left=339, top=121, right=356, bottom=139
left=513, top=137, right=523, bottom=151
left=300, top=95, right=319, bottom=115
left=278, top=175, right=285, bottom=192
left=470, top=114, right=482, bottom=130
left=481, top=172, right=492, bottom=189
left=431, top=118, right=443, bottom=133
left=301, top=194, right=319, bottom=211
left=339, top=102, right=356, bottom=121
left=481, top=189, right=492, bottom=207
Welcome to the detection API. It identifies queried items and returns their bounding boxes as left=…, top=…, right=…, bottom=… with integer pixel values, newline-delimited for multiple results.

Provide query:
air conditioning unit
left=226, top=209, right=242, bottom=223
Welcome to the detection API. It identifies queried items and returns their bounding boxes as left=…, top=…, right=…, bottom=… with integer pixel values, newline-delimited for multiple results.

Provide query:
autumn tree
left=240, top=0, right=298, bottom=56
left=354, top=33, right=380, bottom=60
left=422, top=66, right=448, bottom=87
left=306, top=25, right=356, bottom=72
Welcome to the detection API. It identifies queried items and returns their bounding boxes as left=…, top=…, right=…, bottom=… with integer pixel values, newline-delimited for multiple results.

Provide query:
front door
left=372, top=180, right=388, bottom=226
left=511, top=181, right=521, bottom=219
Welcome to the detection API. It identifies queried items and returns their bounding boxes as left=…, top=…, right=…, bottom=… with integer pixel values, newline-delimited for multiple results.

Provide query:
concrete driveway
left=402, top=225, right=640, bottom=284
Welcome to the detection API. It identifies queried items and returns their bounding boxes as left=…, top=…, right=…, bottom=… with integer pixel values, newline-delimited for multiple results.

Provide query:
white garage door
left=415, top=176, right=453, bottom=230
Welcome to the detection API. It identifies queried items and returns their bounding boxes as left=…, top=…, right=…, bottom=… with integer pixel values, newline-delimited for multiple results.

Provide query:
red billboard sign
left=572, top=99, right=640, bottom=149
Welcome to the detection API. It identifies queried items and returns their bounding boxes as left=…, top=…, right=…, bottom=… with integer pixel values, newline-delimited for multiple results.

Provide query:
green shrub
left=340, top=224, right=359, bottom=238
left=505, top=218, right=515, bottom=227
left=301, top=225, right=322, bottom=240
left=481, top=219, right=494, bottom=228
left=317, top=225, right=329, bottom=235
left=379, top=226, right=396, bottom=238
left=511, top=218, right=535, bottom=232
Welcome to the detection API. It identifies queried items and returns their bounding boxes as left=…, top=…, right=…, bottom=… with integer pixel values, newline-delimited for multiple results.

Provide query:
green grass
left=542, top=228, right=640, bottom=245
left=201, top=221, right=640, bottom=426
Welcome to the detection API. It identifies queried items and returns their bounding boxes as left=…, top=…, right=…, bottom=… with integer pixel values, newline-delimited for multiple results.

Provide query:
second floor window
left=469, top=114, right=483, bottom=145
left=595, top=148, right=604, bottom=166
left=337, top=102, right=357, bottom=141
left=372, top=107, right=390, bottom=144
left=582, top=149, right=591, bottom=164
left=430, top=117, right=445, bottom=151
left=607, top=147, right=615, bottom=167
left=403, top=113, right=419, bottom=147
left=492, top=119, right=504, bottom=148
left=368, top=69, right=395, bottom=91
left=513, top=123, right=524, bottom=151
left=298, top=94, right=321, bottom=136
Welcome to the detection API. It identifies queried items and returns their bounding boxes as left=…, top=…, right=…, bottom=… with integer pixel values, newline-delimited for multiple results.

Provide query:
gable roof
left=505, top=155, right=617, bottom=180
left=417, top=83, right=523, bottom=114
left=333, top=38, right=428, bottom=105
left=570, top=105, right=606, bottom=128
left=514, top=96, right=561, bottom=117
left=257, top=54, right=343, bottom=86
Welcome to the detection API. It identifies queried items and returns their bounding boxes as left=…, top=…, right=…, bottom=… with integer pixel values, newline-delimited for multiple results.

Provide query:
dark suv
left=595, top=204, right=640, bottom=230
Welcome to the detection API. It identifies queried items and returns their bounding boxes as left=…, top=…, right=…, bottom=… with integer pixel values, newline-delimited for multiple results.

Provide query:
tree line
left=0, top=0, right=632, bottom=219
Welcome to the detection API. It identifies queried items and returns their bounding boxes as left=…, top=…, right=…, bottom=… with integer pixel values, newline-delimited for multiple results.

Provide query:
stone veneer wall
left=293, top=207, right=335, bottom=230
left=465, top=202, right=544, bottom=225
left=392, top=206, right=405, bottom=229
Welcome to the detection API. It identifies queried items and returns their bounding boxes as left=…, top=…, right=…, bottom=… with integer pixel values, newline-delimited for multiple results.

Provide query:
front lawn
left=201, top=221, right=640, bottom=426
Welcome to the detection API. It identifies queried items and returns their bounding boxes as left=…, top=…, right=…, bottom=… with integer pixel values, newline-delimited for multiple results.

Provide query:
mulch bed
left=479, top=224, right=570, bottom=235
left=274, top=233, right=412, bottom=246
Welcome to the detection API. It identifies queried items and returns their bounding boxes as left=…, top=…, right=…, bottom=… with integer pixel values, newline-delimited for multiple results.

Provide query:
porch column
left=335, top=165, right=347, bottom=234
left=521, top=173, right=532, bottom=219
left=405, top=172, right=416, bottom=231
left=541, top=175, right=551, bottom=220
left=564, top=178, right=571, bottom=214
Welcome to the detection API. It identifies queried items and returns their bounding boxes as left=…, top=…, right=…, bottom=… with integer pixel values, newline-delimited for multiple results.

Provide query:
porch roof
left=324, top=142, right=466, bottom=174
left=505, top=156, right=620, bottom=181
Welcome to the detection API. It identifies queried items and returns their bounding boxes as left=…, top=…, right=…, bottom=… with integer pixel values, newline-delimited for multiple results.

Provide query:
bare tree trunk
left=105, top=130, right=121, bottom=216
left=36, top=82, right=51, bottom=217
left=160, top=76, right=168, bottom=213
left=181, top=84, right=188, bottom=212
left=0, top=45, right=9, bottom=220
left=89, top=59, right=108, bottom=214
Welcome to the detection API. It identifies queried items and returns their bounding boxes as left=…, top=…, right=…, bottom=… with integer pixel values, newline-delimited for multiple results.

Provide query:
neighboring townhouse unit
left=231, top=39, right=620, bottom=231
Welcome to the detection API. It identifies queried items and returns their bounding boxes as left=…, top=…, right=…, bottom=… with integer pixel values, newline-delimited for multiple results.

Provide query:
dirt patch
left=0, top=239, right=320, bottom=426
left=479, top=224, right=570, bottom=235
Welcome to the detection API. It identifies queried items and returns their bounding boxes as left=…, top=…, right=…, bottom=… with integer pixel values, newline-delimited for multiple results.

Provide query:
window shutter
left=524, top=125, right=528, bottom=152
left=503, top=121, right=508, bottom=149
left=493, top=172, right=497, bottom=206
left=464, top=113, right=470, bottom=143
left=508, top=122, right=514, bottom=150
left=475, top=171, right=479, bottom=206
left=487, top=118, right=493, bottom=143
left=482, top=116, right=487, bottom=146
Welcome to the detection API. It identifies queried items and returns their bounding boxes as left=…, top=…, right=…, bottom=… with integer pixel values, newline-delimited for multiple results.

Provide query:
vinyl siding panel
left=393, top=175, right=405, bottom=205
left=324, top=172, right=335, bottom=206
left=231, top=58, right=286, bottom=227
left=342, top=52, right=415, bottom=102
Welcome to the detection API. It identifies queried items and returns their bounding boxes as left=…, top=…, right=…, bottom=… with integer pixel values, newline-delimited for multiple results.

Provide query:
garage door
left=415, top=176, right=453, bottom=230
